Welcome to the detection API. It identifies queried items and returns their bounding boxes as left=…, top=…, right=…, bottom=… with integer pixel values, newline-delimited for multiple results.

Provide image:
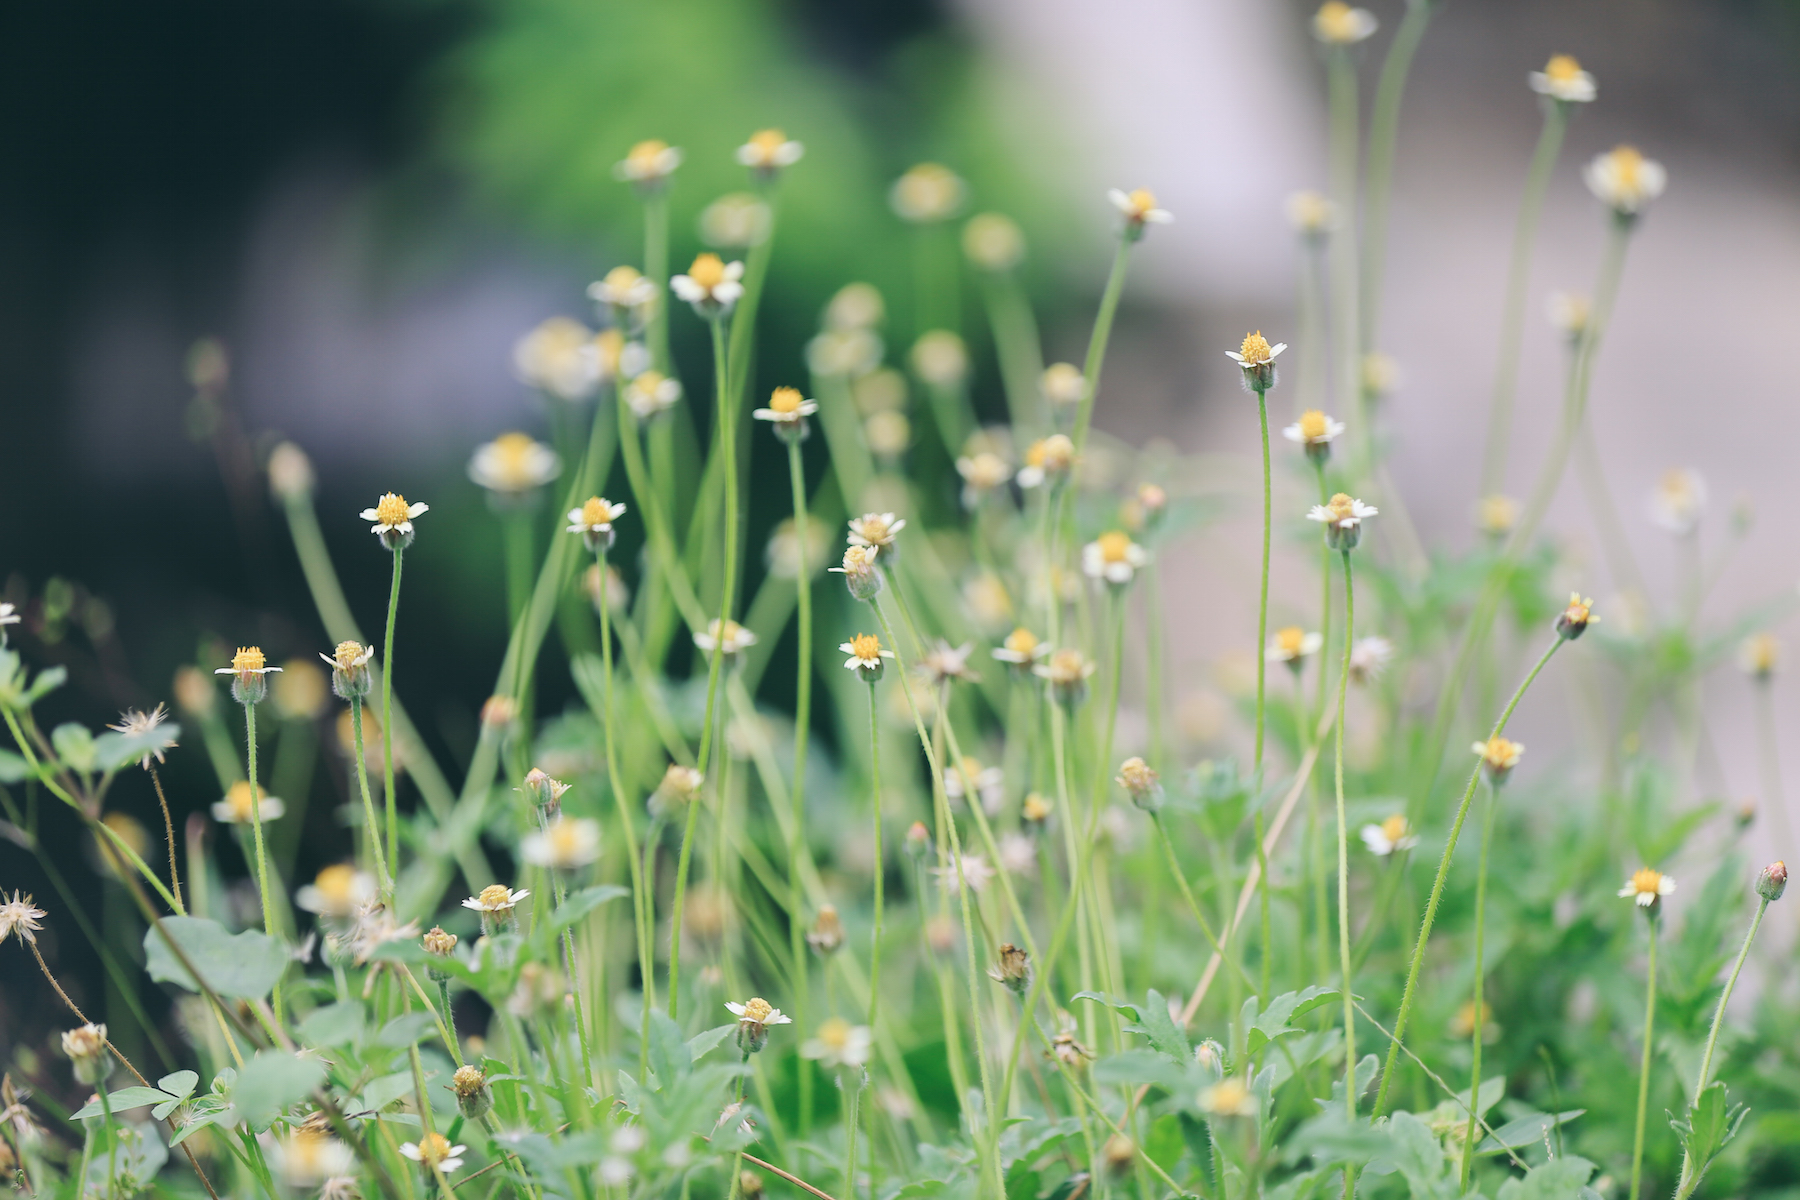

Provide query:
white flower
left=1082, top=531, right=1151, bottom=586
left=1016, top=435, right=1076, bottom=489
left=992, top=627, right=1050, bottom=667
left=890, top=164, right=965, bottom=223
left=962, top=213, right=1025, bottom=272
left=847, top=512, right=906, bottom=551
left=469, top=432, right=561, bottom=496
left=0, top=890, right=47, bottom=946
left=824, top=282, right=885, bottom=332
left=912, top=331, right=968, bottom=387
left=956, top=452, right=1012, bottom=507
left=1649, top=468, right=1706, bottom=535
left=1225, top=332, right=1287, bottom=391
left=1584, top=145, right=1666, bottom=216
left=212, top=781, right=286, bottom=825
left=1348, top=636, right=1394, bottom=684
left=567, top=496, right=627, bottom=537
left=700, top=193, right=771, bottom=250
left=614, top=139, right=682, bottom=185
left=806, top=329, right=884, bottom=378
left=521, top=816, right=602, bottom=870
left=1360, top=815, right=1419, bottom=858
left=919, top=640, right=979, bottom=686
left=400, top=1134, right=466, bottom=1174
left=1282, top=410, right=1344, bottom=448
left=1307, top=494, right=1378, bottom=550
left=0, top=602, right=18, bottom=634
left=932, top=852, right=995, bottom=896
left=736, top=129, right=804, bottom=172
left=1313, top=1, right=1377, bottom=44
left=801, top=1018, right=873, bottom=1069
left=1041, top=363, right=1086, bottom=408
left=725, top=998, right=793, bottom=1025
left=268, top=1131, right=356, bottom=1188
left=1618, top=868, right=1676, bottom=908
left=1546, top=292, right=1591, bottom=339
left=694, top=619, right=758, bottom=657
left=1529, top=54, right=1597, bottom=104
left=997, top=833, right=1037, bottom=877
left=944, top=758, right=1006, bottom=816
left=588, top=266, right=657, bottom=314
left=462, top=885, right=531, bottom=914
left=840, top=633, right=893, bottom=676
left=296, top=864, right=377, bottom=918
left=1265, top=627, right=1324, bottom=664
left=512, top=317, right=599, bottom=402
left=360, top=493, right=429, bottom=541
left=1107, top=188, right=1173, bottom=230
left=625, top=371, right=682, bottom=419
left=752, top=387, right=818, bottom=428
left=670, top=254, right=746, bottom=316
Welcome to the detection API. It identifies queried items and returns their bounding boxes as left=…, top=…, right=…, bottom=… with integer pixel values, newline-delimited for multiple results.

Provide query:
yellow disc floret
left=687, top=253, right=727, bottom=291
left=478, top=884, right=516, bottom=910
left=850, top=633, right=883, bottom=662
left=1299, top=410, right=1329, bottom=440
left=1543, top=54, right=1583, bottom=85
left=1096, top=531, right=1133, bottom=564
left=769, top=386, right=804, bottom=414
left=1239, top=331, right=1274, bottom=365
left=232, top=646, right=267, bottom=673
left=375, top=492, right=412, bottom=528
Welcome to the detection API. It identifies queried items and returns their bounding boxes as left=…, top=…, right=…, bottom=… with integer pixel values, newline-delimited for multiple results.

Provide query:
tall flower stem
left=1333, top=550, right=1357, bottom=1124
left=1070, top=240, right=1132, bottom=456
left=381, top=546, right=404, bottom=886
left=1458, top=779, right=1500, bottom=1187
left=669, top=314, right=740, bottom=1020
left=244, top=701, right=274, bottom=936
left=865, top=680, right=885, bottom=1031
left=1374, top=635, right=1565, bottom=1117
left=1628, top=916, right=1660, bottom=1200
left=147, top=767, right=185, bottom=915
left=842, top=1069, right=863, bottom=1200
left=1358, top=0, right=1435, bottom=351
left=1675, top=894, right=1772, bottom=1200
left=349, top=694, right=392, bottom=899
left=1253, top=386, right=1273, bottom=774
left=1149, top=812, right=1252, bottom=992
left=1479, top=102, right=1569, bottom=496
left=786, top=436, right=816, bottom=1130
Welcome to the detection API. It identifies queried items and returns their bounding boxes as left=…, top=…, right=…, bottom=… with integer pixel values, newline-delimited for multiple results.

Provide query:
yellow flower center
left=231, top=646, right=266, bottom=673
left=452, top=1065, right=486, bottom=1096
left=1380, top=815, right=1409, bottom=844
left=332, top=641, right=362, bottom=669
left=1022, top=793, right=1052, bottom=822
left=1314, top=1, right=1358, bottom=39
left=375, top=493, right=411, bottom=527
left=1610, top=146, right=1644, bottom=190
left=1046, top=649, right=1087, bottom=683
left=747, top=129, right=786, bottom=158
left=1745, top=633, right=1779, bottom=674
left=1276, top=627, right=1306, bottom=656
left=851, top=633, right=883, bottom=661
left=1564, top=595, right=1594, bottom=625
left=1004, top=627, right=1039, bottom=657
left=817, top=1017, right=851, bottom=1050
left=1479, top=736, right=1522, bottom=767
left=479, top=884, right=516, bottom=910
left=741, top=996, right=773, bottom=1022
left=1096, top=531, right=1133, bottom=564
left=313, top=864, right=358, bottom=905
left=1125, top=188, right=1158, bottom=218
left=549, top=820, right=583, bottom=856
left=225, top=781, right=269, bottom=821
left=492, top=432, right=537, bottom=480
left=842, top=545, right=877, bottom=572
left=687, top=253, right=727, bottom=291
left=1543, top=54, right=1583, bottom=84
left=1299, top=410, right=1329, bottom=440
left=769, top=386, right=804, bottom=414
left=581, top=497, right=611, bottom=526
left=1209, top=1079, right=1250, bottom=1110
left=628, top=140, right=669, bottom=172
left=416, top=1133, right=452, bottom=1165
left=1239, top=331, right=1274, bottom=365
left=1327, top=493, right=1356, bottom=521
left=1025, top=440, right=1047, bottom=469
left=602, top=265, right=642, bottom=293
left=1629, top=868, right=1664, bottom=897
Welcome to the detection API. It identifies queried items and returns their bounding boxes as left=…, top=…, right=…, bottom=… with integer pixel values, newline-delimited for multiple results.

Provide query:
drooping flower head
left=361, top=493, right=429, bottom=551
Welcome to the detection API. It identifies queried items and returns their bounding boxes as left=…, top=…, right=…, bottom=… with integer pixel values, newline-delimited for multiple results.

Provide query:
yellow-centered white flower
left=1584, top=145, right=1666, bottom=215
left=1082, top=531, right=1150, bottom=585
left=469, top=432, right=561, bottom=495
left=1529, top=54, right=1596, bottom=103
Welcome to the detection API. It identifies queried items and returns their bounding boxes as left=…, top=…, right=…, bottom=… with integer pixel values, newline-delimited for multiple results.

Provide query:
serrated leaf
left=1381, top=1112, right=1456, bottom=1200
left=1248, top=986, right=1340, bottom=1057
left=647, top=1009, right=687, bottom=1086
left=685, top=1023, right=735, bottom=1063
left=1668, top=1082, right=1747, bottom=1187
left=143, top=917, right=289, bottom=999
left=1138, top=988, right=1190, bottom=1061
left=1494, top=1155, right=1595, bottom=1200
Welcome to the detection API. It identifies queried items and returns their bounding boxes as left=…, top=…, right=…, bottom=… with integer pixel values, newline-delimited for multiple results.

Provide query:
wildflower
left=670, top=253, right=745, bottom=319
left=1199, top=1077, right=1259, bottom=1118
left=700, top=193, right=771, bottom=249
left=522, top=816, right=601, bottom=871
left=1049, top=1011, right=1092, bottom=1066
left=0, top=891, right=46, bottom=946
left=962, top=213, right=1025, bottom=271
left=1082, top=531, right=1151, bottom=587
left=802, top=1017, right=874, bottom=1069
left=1022, top=793, right=1053, bottom=827
left=588, top=266, right=657, bottom=319
left=361, top=493, right=429, bottom=551
left=1035, top=648, right=1096, bottom=706
left=726, top=997, right=792, bottom=1054
left=807, top=905, right=845, bottom=955
left=345, top=901, right=419, bottom=966
left=1360, top=815, right=1418, bottom=858
left=765, top=518, right=827, bottom=581
left=1740, top=633, right=1779, bottom=680
left=831, top=545, right=885, bottom=604
left=1135, top=482, right=1169, bottom=532
left=1016, top=434, right=1076, bottom=489
left=624, top=370, right=682, bottom=419
left=1226, top=331, right=1287, bottom=392
left=1477, top=494, right=1520, bottom=539
left=933, top=852, right=995, bottom=896
left=320, top=641, right=374, bottom=700
left=1108, top=188, right=1172, bottom=241
left=919, top=640, right=979, bottom=687
left=824, top=282, right=885, bottom=332
left=422, top=926, right=458, bottom=981
left=1547, top=292, right=1591, bottom=340
left=267, top=442, right=315, bottom=501
left=1116, top=756, right=1162, bottom=811
left=1472, top=735, right=1524, bottom=785
left=1348, top=636, right=1394, bottom=684
left=614, top=139, right=682, bottom=189
left=1362, top=352, right=1401, bottom=398
left=212, top=781, right=285, bottom=825
left=1584, top=145, right=1666, bottom=218
left=1313, top=1, right=1377, bottom=44
left=1448, top=999, right=1499, bottom=1042
left=215, top=645, right=282, bottom=706
left=1282, top=410, right=1344, bottom=465
left=1556, top=594, right=1598, bottom=641
left=1285, top=190, right=1336, bottom=239
left=998, top=832, right=1037, bottom=876
left=269, top=1130, right=356, bottom=1188
left=1530, top=53, right=1597, bottom=104
left=944, top=756, right=1005, bottom=815
left=1757, top=861, right=1787, bottom=902
left=890, top=164, right=965, bottom=223
left=652, top=765, right=705, bottom=815
left=993, top=627, right=1050, bottom=672
left=567, top=496, right=627, bottom=553
left=61, top=1023, right=110, bottom=1084
left=1266, top=626, right=1324, bottom=670
left=865, top=411, right=910, bottom=459
left=1618, top=867, right=1676, bottom=910
left=1041, top=362, right=1086, bottom=412
left=518, top=767, right=572, bottom=815
left=841, top=633, right=892, bottom=683
left=106, top=704, right=178, bottom=769
left=470, top=431, right=561, bottom=499
left=512, top=318, right=599, bottom=402
left=848, top=511, right=906, bottom=552
left=1649, top=468, right=1706, bottom=534
left=462, top=884, right=530, bottom=933
left=956, top=451, right=1011, bottom=507
left=400, top=1133, right=466, bottom=1175
left=1307, top=493, right=1378, bottom=551
left=912, top=331, right=968, bottom=387
left=319, top=1178, right=360, bottom=1200
left=694, top=619, right=757, bottom=664
left=296, top=864, right=377, bottom=918
left=904, top=821, right=931, bottom=860
left=736, top=128, right=804, bottom=177
left=451, top=1065, right=492, bottom=1121
left=987, top=943, right=1032, bottom=996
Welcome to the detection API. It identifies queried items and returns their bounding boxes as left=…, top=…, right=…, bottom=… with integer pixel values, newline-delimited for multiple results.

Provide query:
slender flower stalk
left=1628, top=914, right=1660, bottom=1200
left=1332, top=549, right=1357, bottom=1127
left=864, top=674, right=884, bottom=1031
left=381, top=548, right=404, bottom=884
left=1255, top=386, right=1273, bottom=773
left=1458, top=778, right=1500, bottom=1187
left=349, top=695, right=390, bottom=898
left=784, top=433, right=815, bottom=1128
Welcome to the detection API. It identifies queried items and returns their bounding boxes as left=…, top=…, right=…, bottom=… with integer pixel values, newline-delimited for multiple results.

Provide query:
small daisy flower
left=522, top=816, right=601, bottom=871
left=1476, top=494, right=1520, bottom=539
left=469, top=432, right=561, bottom=498
left=652, top=764, right=705, bottom=815
left=1016, top=434, right=1076, bottom=489
left=451, top=1065, right=493, bottom=1121
left=944, top=756, right=1005, bottom=815
left=993, top=626, right=1050, bottom=671
left=1649, top=468, right=1706, bottom=534
left=736, top=128, right=804, bottom=177
left=296, top=864, right=377, bottom=918
left=1313, top=1, right=1377, bottom=45
left=0, top=891, right=47, bottom=946
left=1740, top=633, right=1779, bottom=680
left=1108, top=188, right=1172, bottom=240
left=400, top=1133, right=466, bottom=1175
left=694, top=619, right=758, bottom=662
left=962, top=213, right=1026, bottom=272
left=1348, top=636, right=1394, bottom=684
left=1362, top=352, right=1401, bottom=398
left=919, top=640, right=979, bottom=688
left=1022, top=793, right=1054, bottom=827
left=361, top=492, right=429, bottom=551
left=725, top=996, right=793, bottom=1054
left=318, top=641, right=375, bottom=701
left=890, top=163, right=965, bottom=224
left=625, top=370, right=683, bottom=419
left=463, top=884, right=530, bottom=933
left=1584, top=145, right=1667, bottom=218
left=512, top=317, right=599, bottom=402
left=268, top=1130, right=356, bottom=1189
left=752, top=386, right=817, bottom=443
left=1041, top=362, right=1087, bottom=410
left=1307, top=493, right=1378, bottom=551
left=592, top=328, right=650, bottom=383
left=1530, top=54, right=1597, bottom=105
left=106, top=704, right=179, bottom=769
left=847, top=512, right=906, bottom=553
left=801, top=1018, right=873, bottom=1069
left=670, top=253, right=745, bottom=319
left=1226, top=331, right=1287, bottom=392
left=1285, top=190, right=1336, bottom=239
left=0, top=601, right=19, bottom=635
left=212, top=781, right=285, bottom=825
left=1360, top=814, right=1419, bottom=858
left=1556, top=594, right=1598, bottom=641
left=956, top=451, right=1012, bottom=508
left=567, top=496, right=627, bottom=553
left=1282, top=410, right=1344, bottom=465
left=1618, top=867, right=1676, bottom=909
left=1082, top=531, right=1150, bottom=586
left=1473, top=735, right=1524, bottom=784
left=1035, top=648, right=1096, bottom=706
left=700, top=192, right=771, bottom=250
left=1198, top=1077, right=1259, bottom=1118
left=614, top=139, right=682, bottom=189
left=1266, top=626, right=1324, bottom=668
left=588, top=266, right=657, bottom=320
left=216, top=645, right=283, bottom=705
left=841, top=633, right=893, bottom=682
left=831, top=544, right=884, bottom=601
left=934, top=852, right=995, bottom=896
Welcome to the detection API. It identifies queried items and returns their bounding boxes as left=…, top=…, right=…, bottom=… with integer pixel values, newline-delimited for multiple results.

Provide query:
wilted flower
left=726, top=997, right=792, bottom=1054
left=296, top=864, right=377, bottom=919
left=1282, top=410, right=1344, bottom=464
left=997, top=832, right=1037, bottom=876
left=653, top=765, right=704, bottom=815
left=1313, top=1, right=1377, bottom=44
left=512, top=318, right=599, bottom=402
left=987, top=943, right=1032, bottom=995
left=1022, top=793, right=1053, bottom=828
left=802, top=1018, right=873, bottom=1069
left=1049, top=1011, right=1092, bottom=1067
left=962, top=213, right=1025, bottom=271
left=360, top=493, right=429, bottom=551
left=1618, top=867, right=1676, bottom=910
left=518, top=767, right=572, bottom=814
left=625, top=370, right=683, bottom=419
left=1266, top=627, right=1324, bottom=669
left=933, top=852, right=995, bottom=896
left=1649, top=468, right=1706, bottom=534
left=1556, top=594, right=1597, bottom=641
left=522, top=816, right=600, bottom=871
left=890, top=164, right=964, bottom=223
left=1115, top=756, right=1162, bottom=810
left=1740, top=633, right=1779, bottom=680
left=451, top=1065, right=492, bottom=1121
left=400, top=1133, right=466, bottom=1175
left=1360, top=815, right=1418, bottom=858
left=320, top=641, right=375, bottom=700
left=1530, top=53, right=1596, bottom=103
left=215, top=645, right=282, bottom=705
left=806, top=905, right=845, bottom=955
left=567, top=496, right=627, bottom=552
left=212, top=781, right=285, bottom=826
left=694, top=619, right=757, bottom=663
left=848, top=512, right=906, bottom=553
left=919, top=640, right=979, bottom=688
left=670, top=253, right=745, bottom=319
left=1016, top=435, right=1076, bottom=489
left=1102, top=1135, right=1136, bottom=1178
left=1226, top=331, right=1286, bottom=392
left=1082, top=531, right=1150, bottom=586
left=614, top=139, right=681, bottom=188
left=841, top=633, right=892, bottom=683
left=1348, top=636, right=1394, bottom=684
left=106, top=704, right=179, bottom=769
left=1473, top=735, right=1524, bottom=784
left=736, top=128, right=804, bottom=176
left=1108, top=188, right=1172, bottom=240
left=0, top=891, right=47, bottom=947
left=1307, top=493, right=1378, bottom=551
left=1585, top=145, right=1666, bottom=218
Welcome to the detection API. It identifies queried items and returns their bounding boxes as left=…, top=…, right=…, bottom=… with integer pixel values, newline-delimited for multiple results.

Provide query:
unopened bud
left=481, top=694, right=519, bottom=733
left=519, top=767, right=571, bottom=816
left=905, top=821, right=931, bottom=860
left=452, top=1064, right=492, bottom=1120
left=1758, top=860, right=1788, bottom=902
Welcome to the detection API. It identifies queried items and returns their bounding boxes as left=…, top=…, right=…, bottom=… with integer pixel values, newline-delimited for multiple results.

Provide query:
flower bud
left=1115, top=757, right=1162, bottom=811
left=831, top=545, right=884, bottom=602
left=1757, top=860, right=1788, bottom=902
left=519, top=767, right=572, bottom=817
left=480, top=694, right=519, bottom=735
left=905, top=822, right=931, bottom=860
left=1556, top=594, right=1597, bottom=642
left=452, top=1065, right=492, bottom=1120
left=739, top=1171, right=765, bottom=1200
left=267, top=442, right=315, bottom=501
left=322, top=641, right=374, bottom=700
left=422, top=925, right=458, bottom=983
left=61, top=1023, right=111, bottom=1086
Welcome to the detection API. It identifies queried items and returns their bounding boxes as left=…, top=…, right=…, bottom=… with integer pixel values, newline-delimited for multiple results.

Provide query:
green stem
left=866, top=680, right=884, bottom=1030
left=645, top=194, right=670, bottom=374
left=350, top=694, right=392, bottom=899
left=1676, top=897, right=1770, bottom=1198
left=98, top=1062, right=118, bottom=1199
left=842, top=1069, right=862, bottom=1200
left=1374, top=635, right=1565, bottom=1117
left=244, top=702, right=274, bottom=935
left=382, top=546, right=404, bottom=886
left=1334, top=550, right=1356, bottom=1121
left=1458, top=781, right=1499, bottom=1188
left=786, top=437, right=816, bottom=1131
left=1254, top=387, right=1271, bottom=774
left=1150, top=812, right=1253, bottom=993
left=1629, top=917, right=1659, bottom=1200
left=1358, top=0, right=1434, bottom=352
left=1070, top=239, right=1133, bottom=457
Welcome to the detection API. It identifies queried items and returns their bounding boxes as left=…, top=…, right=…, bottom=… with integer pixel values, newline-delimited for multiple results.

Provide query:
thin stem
left=1253, top=387, right=1272, bottom=774
left=147, top=766, right=185, bottom=915
left=787, top=436, right=816, bottom=1129
left=1070, top=239, right=1133, bottom=457
left=1334, top=549, right=1356, bottom=1122
left=1628, top=917, right=1660, bottom=1200
left=244, top=702, right=275, bottom=937
left=1458, top=780, right=1500, bottom=1188
left=382, top=546, right=405, bottom=885
left=1374, top=635, right=1565, bottom=1117
left=1675, top=897, right=1770, bottom=1199
left=1150, top=813, right=1254, bottom=993
left=1358, top=0, right=1434, bottom=353
left=842, top=1071, right=862, bottom=1200
left=350, top=694, right=392, bottom=898
left=866, top=681, right=884, bottom=1030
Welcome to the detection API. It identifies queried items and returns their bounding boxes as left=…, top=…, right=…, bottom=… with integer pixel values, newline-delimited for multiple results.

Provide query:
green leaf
left=358, top=1071, right=421, bottom=1114
left=24, top=665, right=67, bottom=705
left=93, top=722, right=180, bottom=773
left=1382, top=1112, right=1456, bottom=1200
left=1145, top=1112, right=1184, bottom=1174
left=231, top=1052, right=326, bottom=1131
left=153, top=1071, right=199, bottom=1120
left=51, top=723, right=96, bottom=774
left=1477, top=1110, right=1585, bottom=1155
left=685, top=1023, right=735, bottom=1063
left=1248, top=986, right=1340, bottom=1057
left=1136, top=988, right=1190, bottom=1061
left=551, top=884, right=629, bottom=930
left=647, top=1010, right=688, bottom=1085
left=0, top=748, right=28, bottom=783
left=374, top=1012, right=437, bottom=1050
left=72, top=1087, right=180, bottom=1120
left=1494, top=1155, right=1595, bottom=1200
left=143, top=917, right=289, bottom=999
left=1669, top=1082, right=1748, bottom=1188
left=1092, top=1050, right=1192, bottom=1093
left=297, top=1003, right=365, bottom=1049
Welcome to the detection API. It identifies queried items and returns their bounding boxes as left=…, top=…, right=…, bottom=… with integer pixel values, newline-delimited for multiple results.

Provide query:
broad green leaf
left=374, top=1012, right=437, bottom=1050
left=24, top=665, right=68, bottom=705
left=1477, top=1109, right=1585, bottom=1155
left=358, top=1071, right=421, bottom=1113
left=1145, top=1112, right=1184, bottom=1174
left=551, top=884, right=630, bottom=930
left=231, top=1051, right=326, bottom=1131
left=1495, top=1155, right=1595, bottom=1200
left=1382, top=1112, right=1456, bottom=1200
left=647, top=1010, right=688, bottom=1085
left=1093, top=1050, right=1191, bottom=1093
left=72, top=1087, right=179, bottom=1120
left=1137, top=988, right=1190, bottom=1061
left=153, top=1071, right=199, bottom=1120
left=1283, top=1111, right=1392, bottom=1168
left=297, top=1003, right=364, bottom=1049
left=0, top=749, right=28, bottom=783
left=1248, top=986, right=1340, bottom=1057
left=143, top=918, right=289, bottom=999
left=51, top=723, right=96, bottom=774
